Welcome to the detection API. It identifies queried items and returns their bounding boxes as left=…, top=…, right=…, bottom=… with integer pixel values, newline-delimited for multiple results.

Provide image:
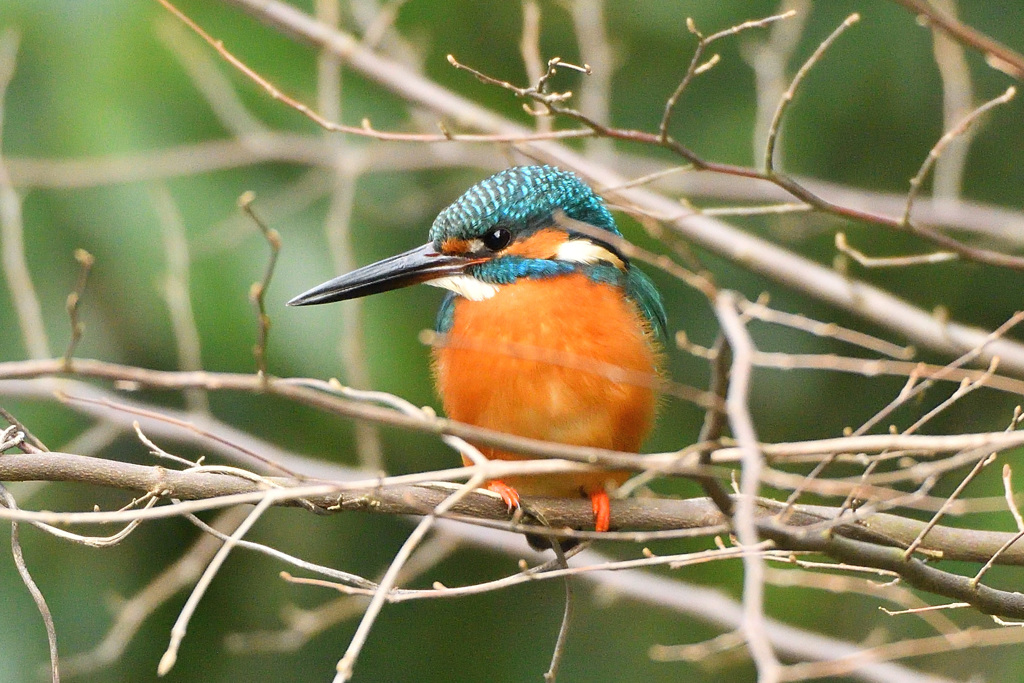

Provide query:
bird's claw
left=486, top=480, right=521, bottom=513
left=590, top=489, right=611, bottom=533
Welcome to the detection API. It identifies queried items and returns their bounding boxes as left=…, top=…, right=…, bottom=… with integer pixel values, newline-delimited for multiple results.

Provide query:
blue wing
left=625, top=266, right=668, bottom=342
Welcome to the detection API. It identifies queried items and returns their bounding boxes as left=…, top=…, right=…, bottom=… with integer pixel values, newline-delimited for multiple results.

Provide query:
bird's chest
left=432, top=272, right=660, bottom=453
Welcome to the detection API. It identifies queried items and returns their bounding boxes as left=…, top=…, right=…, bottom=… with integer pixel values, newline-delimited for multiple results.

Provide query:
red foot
left=590, top=489, right=611, bottom=532
left=486, top=480, right=521, bottom=513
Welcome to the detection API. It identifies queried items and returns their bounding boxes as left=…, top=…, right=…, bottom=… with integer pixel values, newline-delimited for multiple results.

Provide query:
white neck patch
left=555, top=239, right=625, bottom=269
left=425, top=238, right=622, bottom=301
left=426, top=274, right=500, bottom=301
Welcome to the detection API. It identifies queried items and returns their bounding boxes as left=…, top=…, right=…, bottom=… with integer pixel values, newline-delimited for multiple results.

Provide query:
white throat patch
left=426, top=275, right=500, bottom=301
left=554, top=239, right=625, bottom=269
left=425, top=238, right=622, bottom=301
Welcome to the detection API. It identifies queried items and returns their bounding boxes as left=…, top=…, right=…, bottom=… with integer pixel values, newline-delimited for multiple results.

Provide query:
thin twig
left=738, top=295, right=914, bottom=359
left=856, top=313, right=1024, bottom=436
left=694, top=334, right=735, bottom=515
left=238, top=192, right=280, bottom=383
left=543, top=540, right=573, bottom=683
left=157, top=0, right=591, bottom=145
left=764, top=13, right=860, bottom=173
left=1, top=484, right=60, bottom=683
left=62, top=249, right=94, bottom=369
left=903, top=358, right=999, bottom=436
left=158, top=494, right=276, bottom=676
left=903, top=86, right=1016, bottom=225
left=751, top=350, right=1024, bottom=395
left=766, top=566, right=958, bottom=635
left=27, top=493, right=158, bottom=548
left=61, top=507, right=251, bottom=677
left=187, top=511, right=378, bottom=589
left=228, top=536, right=459, bottom=654
left=660, top=11, right=796, bottom=141
left=701, top=202, right=811, bottom=217
left=741, top=0, right=811, bottom=163
left=835, top=232, right=957, bottom=268
left=650, top=629, right=746, bottom=663
left=889, top=0, right=1024, bottom=80
left=880, top=602, right=970, bottom=616
left=971, top=461, right=1024, bottom=587
left=971, top=528, right=1024, bottom=589
left=903, top=449, right=995, bottom=559
left=333, top=475, right=486, bottom=682
left=779, top=625, right=1024, bottom=681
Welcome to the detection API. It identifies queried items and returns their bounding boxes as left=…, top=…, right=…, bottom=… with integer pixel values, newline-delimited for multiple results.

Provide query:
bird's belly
left=432, top=273, right=660, bottom=496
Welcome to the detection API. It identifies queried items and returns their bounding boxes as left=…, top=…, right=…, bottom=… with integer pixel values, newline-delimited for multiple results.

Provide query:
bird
left=288, top=165, right=666, bottom=533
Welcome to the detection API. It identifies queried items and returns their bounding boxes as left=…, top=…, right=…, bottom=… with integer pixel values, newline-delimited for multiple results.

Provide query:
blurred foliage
left=1, top=0, right=1023, bottom=681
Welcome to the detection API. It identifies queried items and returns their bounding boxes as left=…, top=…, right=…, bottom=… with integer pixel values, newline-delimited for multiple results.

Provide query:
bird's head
left=287, top=166, right=630, bottom=308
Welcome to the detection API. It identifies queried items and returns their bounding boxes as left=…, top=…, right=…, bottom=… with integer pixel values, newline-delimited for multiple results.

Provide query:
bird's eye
left=482, top=227, right=512, bottom=251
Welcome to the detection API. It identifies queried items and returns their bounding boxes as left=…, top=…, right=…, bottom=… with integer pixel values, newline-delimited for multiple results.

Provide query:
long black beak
left=287, top=242, right=481, bottom=306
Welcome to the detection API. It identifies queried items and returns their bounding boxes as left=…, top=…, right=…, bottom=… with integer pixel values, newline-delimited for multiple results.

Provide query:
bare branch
left=0, top=30, right=50, bottom=361
left=62, top=249, right=94, bottom=368
left=929, top=0, right=975, bottom=201
left=334, top=475, right=485, bottom=681
left=741, top=0, right=811, bottom=164
left=519, top=0, right=550, bottom=132
left=238, top=193, right=281, bottom=383
left=660, top=11, right=797, bottom=141
left=157, top=0, right=592, bottom=145
left=835, top=232, right=957, bottom=269
left=158, top=495, right=275, bottom=675
left=903, top=86, right=1016, bottom=225
left=1, top=485, right=59, bottom=683
left=890, top=0, right=1024, bottom=80
left=738, top=295, right=914, bottom=359
left=764, top=14, right=860, bottom=173
left=8, top=450, right=1024, bottom=566
left=779, top=625, right=1024, bottom=681
left=715, top=291, right=782, bottom=681
left=61, top=507, right=251, bottom=677
left=1006, top=462, right=1024, bottom=532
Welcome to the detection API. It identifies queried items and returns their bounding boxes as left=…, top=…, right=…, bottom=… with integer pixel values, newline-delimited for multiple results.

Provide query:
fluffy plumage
left=290, top=165, right=668, bottom=531
left=429, top=167, right=666, bottom=509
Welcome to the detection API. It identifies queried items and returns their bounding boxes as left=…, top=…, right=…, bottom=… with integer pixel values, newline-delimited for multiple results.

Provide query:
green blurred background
left=1, top=0, right=1023, bottom=681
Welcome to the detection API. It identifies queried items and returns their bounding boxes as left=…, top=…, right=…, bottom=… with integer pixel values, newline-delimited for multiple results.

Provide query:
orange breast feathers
left=431, top=272, right=662, bottom=497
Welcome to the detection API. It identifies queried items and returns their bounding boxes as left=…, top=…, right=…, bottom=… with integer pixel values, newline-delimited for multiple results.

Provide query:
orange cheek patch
left=504, top=229, right=568, bottom=259
left=441, top=238, right=472, bottom=254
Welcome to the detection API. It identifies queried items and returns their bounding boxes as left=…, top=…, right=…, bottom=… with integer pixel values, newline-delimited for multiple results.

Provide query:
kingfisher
left=288, top=166, right=666, bottom=533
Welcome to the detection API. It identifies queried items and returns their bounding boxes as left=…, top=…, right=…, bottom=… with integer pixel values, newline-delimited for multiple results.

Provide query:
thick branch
left=3, top=451, right=1024, bottom=566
